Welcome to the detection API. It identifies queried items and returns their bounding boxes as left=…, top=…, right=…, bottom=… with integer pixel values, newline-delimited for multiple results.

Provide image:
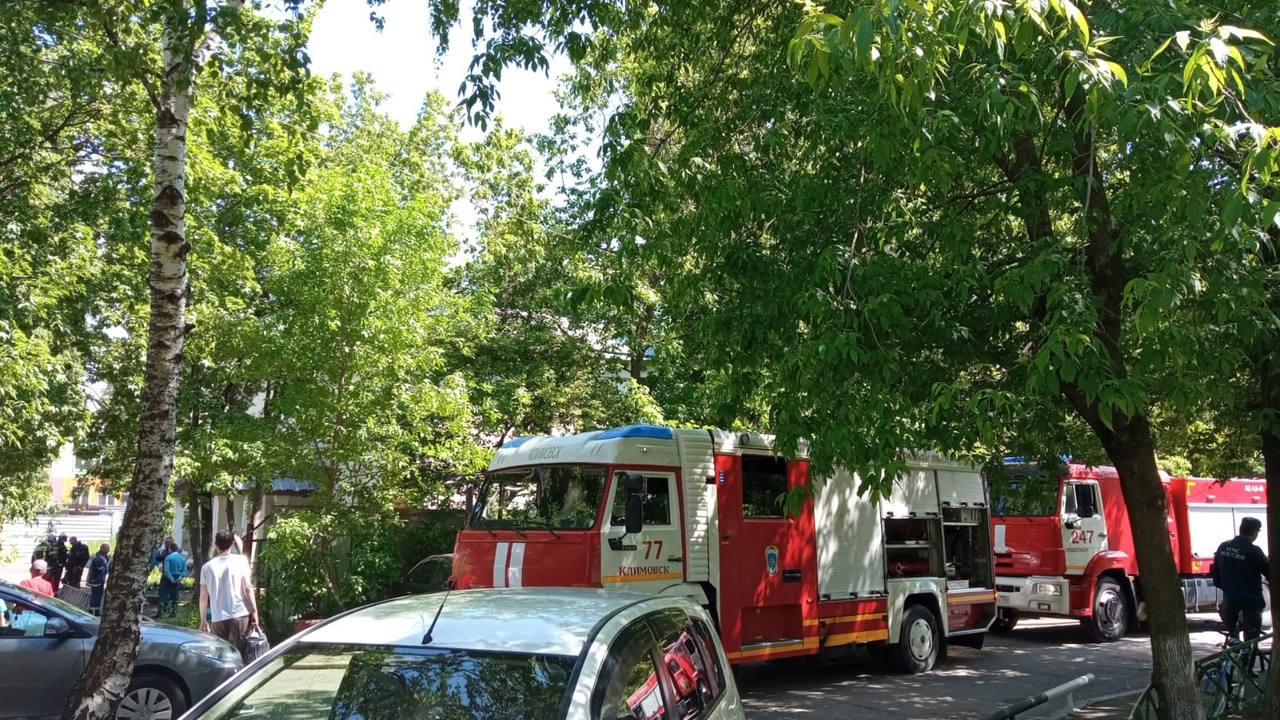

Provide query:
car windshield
left=1, top=581, right=97, bottom=623
left=471, top=465, right=606, bottom=530
left=195, top=644, right=575, bottom=720
left=990, top=474, right=1059, bottom=517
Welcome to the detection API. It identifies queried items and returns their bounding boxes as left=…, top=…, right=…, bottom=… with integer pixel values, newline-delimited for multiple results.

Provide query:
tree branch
left=99, top=12, right=161, bottom=112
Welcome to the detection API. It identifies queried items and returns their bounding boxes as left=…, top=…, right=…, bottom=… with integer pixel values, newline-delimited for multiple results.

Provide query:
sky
left=306, top=0, right=571, bottom=138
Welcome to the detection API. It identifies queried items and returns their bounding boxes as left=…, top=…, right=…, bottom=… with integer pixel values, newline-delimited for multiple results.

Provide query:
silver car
left=0, top=580, right=242, bottom=720
left=182, top=587, right=745, bottom=720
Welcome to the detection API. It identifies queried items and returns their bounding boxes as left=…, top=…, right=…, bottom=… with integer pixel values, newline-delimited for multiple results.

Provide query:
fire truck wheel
left=892, top=604, right=940, bottom=674
left=1081, top=577, right=1129, bottom=643
left=991, top=608, right=1019, bottom=633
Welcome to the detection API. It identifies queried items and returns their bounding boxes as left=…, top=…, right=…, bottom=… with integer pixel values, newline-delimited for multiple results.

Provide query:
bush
left=257, top=506, right=401, bottom=638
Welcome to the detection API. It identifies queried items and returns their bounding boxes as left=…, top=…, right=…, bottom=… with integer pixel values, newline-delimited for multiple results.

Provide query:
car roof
left=300, top=587, right=658, bottom=657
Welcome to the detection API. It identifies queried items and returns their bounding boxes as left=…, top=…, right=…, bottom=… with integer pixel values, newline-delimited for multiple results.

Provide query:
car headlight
left=1033, top=583, right=1062, bottom=596
left=182, top=640, right=243, bottom=664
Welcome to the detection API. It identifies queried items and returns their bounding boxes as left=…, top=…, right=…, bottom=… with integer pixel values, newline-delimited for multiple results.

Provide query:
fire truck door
left=1062, top=481, right=1107, bottom=575
left=717, top=454, right=816, bottom=651
left=602, top=472, right=685, bottom=592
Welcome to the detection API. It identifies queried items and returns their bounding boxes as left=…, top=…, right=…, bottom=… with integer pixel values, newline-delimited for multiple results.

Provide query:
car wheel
left=891, top=604, right=940, bottom=674
left=115, top=673, right=187, bottom=720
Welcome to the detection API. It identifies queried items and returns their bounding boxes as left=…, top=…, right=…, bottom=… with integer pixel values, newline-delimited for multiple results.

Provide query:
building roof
left=298, top=587, right=651, bottom=657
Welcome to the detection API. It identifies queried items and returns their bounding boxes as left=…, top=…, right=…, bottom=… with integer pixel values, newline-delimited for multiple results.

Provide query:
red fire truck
left=450, top=424, right=997, bottom=673
left=626, top=630, right=713, bottom=719
left=991, top=463, right=1268, bottom=642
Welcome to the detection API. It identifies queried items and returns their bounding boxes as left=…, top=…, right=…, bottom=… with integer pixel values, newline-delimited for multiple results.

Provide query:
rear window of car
left=195, top=644, right=576, bottom=720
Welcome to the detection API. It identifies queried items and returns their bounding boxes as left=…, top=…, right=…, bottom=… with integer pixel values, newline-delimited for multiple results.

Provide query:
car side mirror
left=44, top=616, right=74, bottom=638
left=1078, top=505, right=1095, bottom=519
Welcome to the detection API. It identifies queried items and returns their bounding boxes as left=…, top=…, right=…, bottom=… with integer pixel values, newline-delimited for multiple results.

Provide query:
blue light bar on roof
left=594, top=424, right=674, bottom=441
left=1003, top=455, right=1073, bottom=465
left=500, top=436, right=537, bottom=449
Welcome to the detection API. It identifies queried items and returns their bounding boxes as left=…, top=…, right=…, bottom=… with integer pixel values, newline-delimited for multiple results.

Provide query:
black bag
left=243, top=625, right=271, bottom=664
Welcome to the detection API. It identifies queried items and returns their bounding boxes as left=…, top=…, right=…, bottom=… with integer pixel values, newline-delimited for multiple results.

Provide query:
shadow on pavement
left=737, top=615, right=1234, bottom=720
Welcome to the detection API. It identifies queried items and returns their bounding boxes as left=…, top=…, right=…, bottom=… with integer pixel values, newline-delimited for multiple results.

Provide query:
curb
left=1041, top=687, right=1145, bottom=720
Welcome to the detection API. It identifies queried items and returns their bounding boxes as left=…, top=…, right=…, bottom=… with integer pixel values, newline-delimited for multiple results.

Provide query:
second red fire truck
left=450, top=424, right=997, bottom=673
left=991, top=462, right=1268, bottom=641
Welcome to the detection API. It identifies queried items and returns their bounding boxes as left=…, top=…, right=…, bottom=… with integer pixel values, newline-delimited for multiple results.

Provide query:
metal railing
left=982, top=674, right=1095, bottom=720
left=1129, top=633, right=1272, bottom=719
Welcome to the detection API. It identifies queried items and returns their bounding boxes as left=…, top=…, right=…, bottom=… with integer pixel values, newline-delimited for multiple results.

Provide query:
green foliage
left=451, top=123, right=668, bottom=443
left=257, top=506, right=401, bottom=635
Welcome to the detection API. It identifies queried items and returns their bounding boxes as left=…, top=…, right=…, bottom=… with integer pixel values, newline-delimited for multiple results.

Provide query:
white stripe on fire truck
left=493, top=542, right=510, bottom=587
left=508, top=542, right=526, bottom=588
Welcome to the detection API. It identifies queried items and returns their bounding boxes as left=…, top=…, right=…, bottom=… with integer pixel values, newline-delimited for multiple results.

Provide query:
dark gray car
left=0, top=580, right=242, bottom=720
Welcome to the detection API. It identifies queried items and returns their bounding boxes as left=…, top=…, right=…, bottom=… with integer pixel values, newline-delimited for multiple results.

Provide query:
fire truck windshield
left=471, top=464, right=608, bottom=531
left=989, top=474, right=1059, bottom=517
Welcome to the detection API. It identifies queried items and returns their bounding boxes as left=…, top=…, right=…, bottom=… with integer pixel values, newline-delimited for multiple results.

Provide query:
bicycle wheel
left=1197, top=662, right=1230, bottom=717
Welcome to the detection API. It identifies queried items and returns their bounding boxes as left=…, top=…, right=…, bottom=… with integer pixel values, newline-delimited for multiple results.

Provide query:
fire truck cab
left=450, top=424, right=997, bottom=673
left=991, top=463, right=1268, bottom=642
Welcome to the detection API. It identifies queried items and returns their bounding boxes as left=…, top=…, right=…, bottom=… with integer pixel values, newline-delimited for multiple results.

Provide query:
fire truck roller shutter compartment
left=814, top=468, right=888, bottom=600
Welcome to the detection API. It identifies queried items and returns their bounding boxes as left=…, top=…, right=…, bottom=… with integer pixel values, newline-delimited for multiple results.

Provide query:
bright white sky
left=307, top=0, right=571, bottom=139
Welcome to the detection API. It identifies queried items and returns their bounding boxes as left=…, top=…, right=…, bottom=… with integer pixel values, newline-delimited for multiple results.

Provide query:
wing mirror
left=44, top=616, right=76, bottom=638
left=1078, top=505, right=1096, bottom=519
left=622, top=474, right=645, bottom=535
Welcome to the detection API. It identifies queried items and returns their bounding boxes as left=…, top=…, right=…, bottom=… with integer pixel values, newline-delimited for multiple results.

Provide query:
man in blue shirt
left=159, top=539, right=187, bottom=618
left=1212, top=517, right=1270, bottom=642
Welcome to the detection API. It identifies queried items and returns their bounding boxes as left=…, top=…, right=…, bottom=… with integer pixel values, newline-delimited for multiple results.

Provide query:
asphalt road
left=736, top=613, right=1251, bottom=719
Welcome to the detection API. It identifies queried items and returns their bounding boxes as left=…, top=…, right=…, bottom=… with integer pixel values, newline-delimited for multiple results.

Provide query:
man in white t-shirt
left=199, top=530, right=259, bottom=658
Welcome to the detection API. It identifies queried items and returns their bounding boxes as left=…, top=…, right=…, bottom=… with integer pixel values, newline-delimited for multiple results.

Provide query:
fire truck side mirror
left=621, top=473, right=646, bottom=535
left=1078, top=505, right=1096, bottom=519
left=626, top=495, right=644, bottom=535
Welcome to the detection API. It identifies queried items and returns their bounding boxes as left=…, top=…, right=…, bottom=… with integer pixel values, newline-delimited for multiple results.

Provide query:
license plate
left=997, top=595, right=1010, bottom=605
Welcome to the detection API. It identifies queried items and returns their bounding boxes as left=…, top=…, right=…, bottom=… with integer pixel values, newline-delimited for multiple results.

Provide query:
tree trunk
left=198, top=490, right=213, bottom=560
left=225, top=492, right=237, bottom=533
left=1264, top=404, right=1280, bottom=718
left=1056, top=79, right=1200, bottom=718
left=246, top=483, right=265, bottom=566
left=1096, top=417, right=1201, bottom=720
left=185, top=484, right=203, bottom=595
left=1259, top=226, right=1280, bottom=717
left=62, top=7, right=194, bottom=719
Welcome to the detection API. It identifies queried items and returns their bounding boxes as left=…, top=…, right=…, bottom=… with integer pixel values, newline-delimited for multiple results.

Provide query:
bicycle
left=1196, top=627, right=1272, bottom=717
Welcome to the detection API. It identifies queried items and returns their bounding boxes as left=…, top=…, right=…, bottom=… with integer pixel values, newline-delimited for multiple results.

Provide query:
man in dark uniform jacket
left=32, top=534, right=67, bottom=594
left=65, top=537, right=91, bottom=588
left=1212, top=517, right=1270, bottom=641
left=49, top=534, right=68, bottom=593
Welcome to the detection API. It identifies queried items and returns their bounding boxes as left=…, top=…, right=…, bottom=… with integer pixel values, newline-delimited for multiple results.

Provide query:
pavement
left=1066, top=691, right=1142, bottom=719
left=738, top=614, right=1240, bottom=719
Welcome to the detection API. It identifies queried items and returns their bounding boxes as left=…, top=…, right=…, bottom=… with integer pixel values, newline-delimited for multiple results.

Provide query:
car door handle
left=668, top=555, right=683, bottom=563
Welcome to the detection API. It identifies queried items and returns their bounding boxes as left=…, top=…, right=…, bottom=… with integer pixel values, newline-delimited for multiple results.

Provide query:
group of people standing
left=31, top=533, right=91, bottom=592
left=24, top=536, right=112, bottom=612
left=150, top=536, right=189, bottom=617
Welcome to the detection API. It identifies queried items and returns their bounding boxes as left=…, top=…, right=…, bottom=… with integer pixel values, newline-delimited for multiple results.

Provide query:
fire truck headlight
left=1033, top=583, right=1062, bottom=596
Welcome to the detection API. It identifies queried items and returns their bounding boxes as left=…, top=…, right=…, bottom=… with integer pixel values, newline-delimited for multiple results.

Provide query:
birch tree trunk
left=62, top=2, right=243, bottom=717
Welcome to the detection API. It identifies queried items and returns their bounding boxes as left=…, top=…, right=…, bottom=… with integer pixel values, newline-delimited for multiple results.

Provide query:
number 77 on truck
left=449, top=424, right=998, bottom=673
